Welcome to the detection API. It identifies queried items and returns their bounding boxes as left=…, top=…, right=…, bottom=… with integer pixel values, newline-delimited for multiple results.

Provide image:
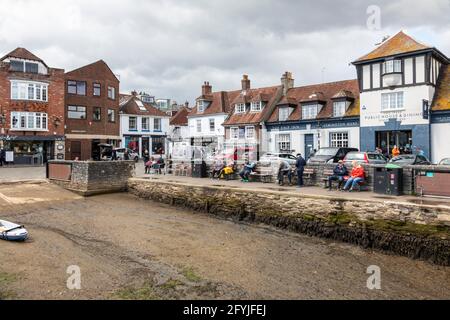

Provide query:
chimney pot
left=202, top=81, right=212, bottom=95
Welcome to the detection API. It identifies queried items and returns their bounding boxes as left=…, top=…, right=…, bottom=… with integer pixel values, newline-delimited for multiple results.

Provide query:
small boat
left=0, top=219, right=28, bottom=241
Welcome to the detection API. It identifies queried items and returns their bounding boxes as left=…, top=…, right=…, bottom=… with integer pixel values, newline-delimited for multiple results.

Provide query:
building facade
left=353, top=31, right=449, bottom=162
left=188, top=82, right=239, bottom=160
left=265, top=78, right=361, bottom=158
left=0, top=48, right=65, bottom=165
left=168, top=106, right=191, bottom=160
left=119, top=92, right=170, bottom=158
left=64, top=60, right=121, bottom=161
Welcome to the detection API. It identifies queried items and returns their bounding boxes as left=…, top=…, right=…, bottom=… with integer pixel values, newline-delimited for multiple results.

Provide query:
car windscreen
left=315, top=148, right=339, bottom=156
left=345, top=153, right=364, bottom=160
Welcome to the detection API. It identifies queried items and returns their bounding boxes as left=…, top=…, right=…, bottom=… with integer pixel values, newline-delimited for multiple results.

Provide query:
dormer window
left=250, top=101, right=263, bottom=112
left=9, top=60, right=39, bottom=73
left=279, top=107, right=293, bottom=121
left=197, top=100, right=206, bottom=113
left=302, top=104, right=321, bottom=120
left=136, top=100, right=147, bottom=111
left=382, top=59, right=402, bottom=74
left=333, top=101, right=347, bottom=117
left=235, top=103, right=246, bottom=114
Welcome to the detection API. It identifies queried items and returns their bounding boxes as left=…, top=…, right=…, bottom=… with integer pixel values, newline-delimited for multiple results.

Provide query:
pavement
left=0, top=166, right=46, bottom=182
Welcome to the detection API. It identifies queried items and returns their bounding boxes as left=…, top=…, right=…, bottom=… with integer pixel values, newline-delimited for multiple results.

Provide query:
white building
left=168, top=106, right=191, bottom=161
left=352, top=30, right=449, bottom=163
left=119, top=93, right=170, bottom=158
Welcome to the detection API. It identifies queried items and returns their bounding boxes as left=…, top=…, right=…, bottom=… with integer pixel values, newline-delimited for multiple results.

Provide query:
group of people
left=276, top=154, right=307, bottom=187
left=143, top=149, right=165, bottom=174
left=326, top=160, right=365, bottom=191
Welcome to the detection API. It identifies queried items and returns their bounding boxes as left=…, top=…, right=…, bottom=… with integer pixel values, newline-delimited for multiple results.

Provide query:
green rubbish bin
left=373, top=164, right=403, bottom=196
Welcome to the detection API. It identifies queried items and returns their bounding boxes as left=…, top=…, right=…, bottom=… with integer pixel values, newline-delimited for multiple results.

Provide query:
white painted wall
left=404, top=58, right=413, bottom=84
left=363, top=65, right=371, bottom=90
left=187, top=114, right=226, bottom=138
left=120, top=114, right=170, bottom=136
left=360, top=85, right=435, bottom=127
left=416, top=55, right=425, bottom=83
left=372, top=63, right=380, bottom=88
left=431, top=123, right=450, bottom=164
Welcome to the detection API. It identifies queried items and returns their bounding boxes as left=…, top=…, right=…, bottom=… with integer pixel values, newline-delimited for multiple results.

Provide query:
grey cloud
left=0, top=0, right=448, bottom=103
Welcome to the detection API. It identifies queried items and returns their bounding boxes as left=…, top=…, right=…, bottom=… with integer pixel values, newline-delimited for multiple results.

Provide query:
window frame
left=153, top=118, right=162, bottom=132
left=93, top=83, right=101, bottom=97
left=142, top=117, right=150, bottom=131
left=245, top=126, right=255, bottom=139
left=107, top=109, right=115, bottom=123
left=67, top=106, right=87, bottom=120
left=333, top=101, right=347, bottom=117
left=10, top=111, right=48, bottom=131
left=330, top=132, right=349, bottom=148
left=250, top=101, right=263, bottom=112
left=196, top=119, right=202, bottom=133
left=197, top=100, right=205, bottom=113
left=92, top=107, right=101, bottom=121
left=382, top=59, right=402, bottom=74
left=276, top=134, right=291, bottom=152
left=279, top=107, right=292, bottom=121
left=209, top=118, right=215, bottom=132
left=107, top=86, right=116, bottom=100
left=230, top=127, right=239, bottom=140
left=129, top=116, right=137, bottom=131
left=301, top=104, right=320, bottom=120
left=235, top=103, right=246, bottom=114
left=10, top=80, right=48, bottom=102
left=67, top=80, right=86, bottom=95
left=381, top=92, right=404, bottom=111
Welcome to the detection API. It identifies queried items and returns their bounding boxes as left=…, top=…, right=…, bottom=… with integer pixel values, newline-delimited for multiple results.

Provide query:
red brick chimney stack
left=241, top=74, right=251, bottom=91
left=202, top=81, right=212, bottom=96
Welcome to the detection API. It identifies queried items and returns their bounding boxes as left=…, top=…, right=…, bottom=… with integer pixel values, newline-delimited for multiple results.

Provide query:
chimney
left=185, top=101, right=189, bottom=108
left=281, top=72, right=294, bottom=95
left=202, top=81, right=212, bottom=96
left=241, top=74, right=251, bottom=91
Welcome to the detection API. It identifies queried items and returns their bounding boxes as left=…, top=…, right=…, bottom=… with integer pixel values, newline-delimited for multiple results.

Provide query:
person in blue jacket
left=295, top=153, right=307, bottom=187
left=327, top=160, right=348, bottom=190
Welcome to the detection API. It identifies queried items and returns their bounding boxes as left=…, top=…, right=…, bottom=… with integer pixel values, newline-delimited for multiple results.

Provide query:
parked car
left=388, top=154, right=431, bottom=166
left=343, top=152, right=388, bottom=165
left=114, top=148, right=139, bottom=162
left=259, top=152, right=298, bottom=165
left=307, top=147, right=358, bottom=164
left=439, top=158, right=450, bottom=165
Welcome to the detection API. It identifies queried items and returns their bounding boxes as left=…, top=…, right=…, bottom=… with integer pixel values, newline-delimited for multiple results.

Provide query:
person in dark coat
left=327, top=160, right=348, bottom=190
left=295, top=153, right=307, bottom=187
left=0, top=147, right=5, bottom=166
left=277, top=160, right=292, bottom=186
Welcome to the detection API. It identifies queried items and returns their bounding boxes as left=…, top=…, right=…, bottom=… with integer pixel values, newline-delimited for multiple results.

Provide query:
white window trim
left=230, top=127, right=239, bottom=140
left=10, top=111, right=48, bottom=131
left=330, top=131, right=349, bottom=148
left=235, top=103, right=246, bottom=114
left=196, top=119, right=202, bottom=133
left=381, top=91, right=404, bottom=112
left=276, top=133, right=291, bottom=152
left=302, top=104, right=320, bottom=120
left=142, top=117, right=150, bottom=131
left=129, top=116, right=137, bottom=131
left=10, top=80, right=48, bottom=102
left=209, top=118, right=215, bottom=132
left=153, top=118, right=162, bottom=131
left=197, top=100, right=206, bottom=113
left=250, top=101, right=263, bottom=112
left=333, top=101, right=346, bottom=117
left=245, top=126, right=255, bottom=139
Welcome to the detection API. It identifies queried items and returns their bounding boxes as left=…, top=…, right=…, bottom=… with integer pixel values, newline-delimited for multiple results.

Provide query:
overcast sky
left=1, top=0, right=449, bottom=104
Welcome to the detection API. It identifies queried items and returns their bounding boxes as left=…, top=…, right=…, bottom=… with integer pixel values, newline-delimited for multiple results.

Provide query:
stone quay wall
left=128, top=178, right=450, bottom=265
left=48, top=160, right=135, bottom=195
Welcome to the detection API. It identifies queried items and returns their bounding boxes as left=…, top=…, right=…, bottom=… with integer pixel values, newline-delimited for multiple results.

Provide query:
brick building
left=0, top=48, right=65, bottom=165
left=64, top=60, right=121, bottom=160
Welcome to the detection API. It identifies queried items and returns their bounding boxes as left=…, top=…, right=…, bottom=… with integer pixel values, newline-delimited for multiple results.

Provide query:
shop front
left=123, top=135, right=166, bottom=158
left=0, top=135, right=65, bottom=165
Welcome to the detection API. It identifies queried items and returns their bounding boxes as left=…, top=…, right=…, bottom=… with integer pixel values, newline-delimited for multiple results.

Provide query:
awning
left=0, top=135, right=65, bottom=142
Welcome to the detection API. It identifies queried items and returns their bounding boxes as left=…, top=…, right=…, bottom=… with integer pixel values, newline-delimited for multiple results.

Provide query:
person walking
left=343, top=161, right=365, bottom=192
left=327, top=160, right=348, bottom=190
left=295, top=153, right=306, bottom=187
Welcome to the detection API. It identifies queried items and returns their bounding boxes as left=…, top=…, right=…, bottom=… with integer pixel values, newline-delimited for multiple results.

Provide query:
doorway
left=70, top=141, right=81, bottom=160
left=91, top=140, right=101, bottom=161
left=376, top=130, right=412, bottom=156
left=304, top=134, right=314, bottom=159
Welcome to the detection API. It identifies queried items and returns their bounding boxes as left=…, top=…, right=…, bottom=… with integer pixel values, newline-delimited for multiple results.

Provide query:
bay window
left=11, top=112, right=48, bottom=130
left=11, top=81, right=48, bottom=102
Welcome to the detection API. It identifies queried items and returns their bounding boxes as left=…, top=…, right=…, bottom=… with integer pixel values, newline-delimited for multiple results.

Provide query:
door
left=304, top=134, right=314, bottom=159
left=91, top=140, right=101, bottom=161
left=70, top=141, right=81, bottom=160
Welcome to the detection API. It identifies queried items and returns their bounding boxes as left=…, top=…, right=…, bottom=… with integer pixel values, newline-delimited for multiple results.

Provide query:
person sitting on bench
left=239, top=160, right=256, bottom=182
left=327, top=160, right=348, bottom=190
left=211, top=159, right=225, bottom=179
left=277, top=159, right=292, bottom=186
left=219, top=161, right=235, bottom=179
left=343, top=161, right=365, bottom=192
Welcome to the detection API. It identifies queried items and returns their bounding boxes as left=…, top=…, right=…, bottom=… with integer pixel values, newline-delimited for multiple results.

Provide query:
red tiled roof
left=189, top=90, right=241, bottom=116
left=354, top=31, right=430, bottom=63
left=267, top=79, right=360, bottom=122
left=120, top=97, right=168, bottom=117
left=432, top=64, right=450, bottom=111
left=1, top=47, right=45, bottom=65
left=170, top=107, right=191, bottom=126
left=223, top=86, right=282, bottom=125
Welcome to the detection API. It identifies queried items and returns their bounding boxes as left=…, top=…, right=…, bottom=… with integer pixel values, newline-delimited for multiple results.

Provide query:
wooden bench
left=342, top=171, right=369, bottom=191
left=250, top=166, right=273, bottom=183
left=322, top=168, right=335, bottom=188
left=302, top=167, right=316, bottom=185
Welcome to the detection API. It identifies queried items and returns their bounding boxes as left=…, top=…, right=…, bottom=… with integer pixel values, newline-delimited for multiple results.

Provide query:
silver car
left=114, top=148, right=139, bottom=162
left=343, top=152, right=388, bottom=165
left=259, top=152, right=298, bottom=165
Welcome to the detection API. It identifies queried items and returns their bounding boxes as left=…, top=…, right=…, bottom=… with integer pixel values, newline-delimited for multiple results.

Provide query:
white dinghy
left=0, top=219, right=28, bottom=241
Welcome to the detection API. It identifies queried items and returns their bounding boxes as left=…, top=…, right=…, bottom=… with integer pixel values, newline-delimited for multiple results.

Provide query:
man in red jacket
left=343, top=161, right=365, bottom=191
